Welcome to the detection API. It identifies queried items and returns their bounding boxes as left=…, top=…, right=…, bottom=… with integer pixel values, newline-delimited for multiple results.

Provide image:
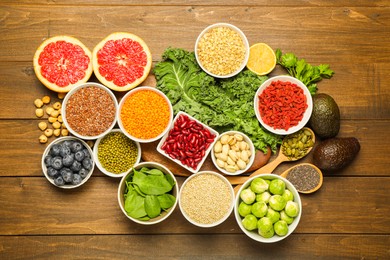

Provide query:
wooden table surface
left=1, top=1, right=389, bottom=259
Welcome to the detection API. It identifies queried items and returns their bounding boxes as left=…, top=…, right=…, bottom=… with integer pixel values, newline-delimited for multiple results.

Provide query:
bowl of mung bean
left=62, top=82, right=118, bottom=140
left=179, top=171, right=234, bottom=228
left=195, top=23, right=249, bottom=78
left=93, top=129, right=141, bottom=178
left=117, top=86, right=173, bottom=143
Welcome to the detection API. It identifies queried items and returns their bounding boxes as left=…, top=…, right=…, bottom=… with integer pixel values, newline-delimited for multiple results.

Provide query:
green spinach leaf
left=145, top=195, right=161, bottom=218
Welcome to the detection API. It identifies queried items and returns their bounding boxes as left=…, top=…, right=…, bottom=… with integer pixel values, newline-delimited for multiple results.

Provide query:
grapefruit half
left=33, top=36, right=93, bottom=93
left=92, top=32, right=152, bottom=92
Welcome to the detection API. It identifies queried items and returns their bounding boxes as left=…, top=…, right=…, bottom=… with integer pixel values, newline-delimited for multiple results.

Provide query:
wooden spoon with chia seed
left=280, top=163, right=323, bottom=194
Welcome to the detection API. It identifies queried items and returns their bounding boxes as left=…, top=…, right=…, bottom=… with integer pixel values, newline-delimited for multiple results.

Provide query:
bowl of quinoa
left=195, top=23, right=249, bottom=78
left=179, top=171, right=234, bottom=228
left=62, top=82, right=118, bottom=140
left=93, top=129, right=141, bottom=178
left=117, top=86, right=173, bottom=143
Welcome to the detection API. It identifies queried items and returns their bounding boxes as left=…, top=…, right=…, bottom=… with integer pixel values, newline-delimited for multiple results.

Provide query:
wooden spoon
left=231, top=127, right=315, bottom=194
left=280, top=163, right=323, bottom=194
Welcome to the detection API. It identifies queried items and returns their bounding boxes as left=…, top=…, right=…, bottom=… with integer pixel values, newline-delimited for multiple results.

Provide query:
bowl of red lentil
left=254, top=75, right=313, bottom=135
left=62, top=82, right=118, bottom=140
left=117, top=86, right=173, bottom=143
left=93, top=129, right=141, bottom=178
left=195, top=23, right=249, bottom=78
left=179, top=171, right=234, bottom=228
left=156, top=111, right=219, bottom=174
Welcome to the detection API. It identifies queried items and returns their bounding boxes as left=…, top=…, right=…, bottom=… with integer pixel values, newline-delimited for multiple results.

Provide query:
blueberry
left=51, top=156, right=63, bottom=170
left=71, top=141, right=84, bottom=153
left=54, top=175, right=65, bottom=186
left=78, top=168, right=89, bottom=179
left=63, top=140, right=74, bottom=148
left=47, top=167, right=59, bottom=178
left=44, top=155, right=53, bottom=167
left=74, top=150, right=85, bottom=162
left=50, top=144, right=61, bottom=156
left=72, top=174, right=83, bottom=185
left=60, top=168, right=73, bottom=183
left=82, top=157, right=93, bottom=170
left=59, top=144, right=71, bottom=157
left=70, top=160, right=82, bottom=172
left=62, top=153, right=74, bottom=167
left=82, top=148, right=91, bottom=159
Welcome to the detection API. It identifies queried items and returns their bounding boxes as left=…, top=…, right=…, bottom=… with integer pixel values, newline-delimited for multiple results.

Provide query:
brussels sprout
left=242, top=214, right=258, bottom=231
left=257, top=217, right=274, bottom=238
left=240, top=188, right=256, bottom=204
left=251, top=201, right=268, bottom=218
left=282, top=189, right=294, bottom=202
left=269, top=195, right=287, bottom=211
left=274, top=220, right=289, bottom=236
left=269, top=179, right=286, bottom=195
left=280, top=210, right=294, bottom=224
left=285, top=201, right=300, bottom=217
left=250, top=177, right=269, bottom=193
left=256, top=191, right=271, bottom=203
left=238, top=201, right=252, bottom=217
left=266, top=208, right=281, bottom=223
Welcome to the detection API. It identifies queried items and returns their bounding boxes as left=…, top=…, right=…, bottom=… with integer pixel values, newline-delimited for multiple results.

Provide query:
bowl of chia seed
left=62, top=82, right=118, bottom=140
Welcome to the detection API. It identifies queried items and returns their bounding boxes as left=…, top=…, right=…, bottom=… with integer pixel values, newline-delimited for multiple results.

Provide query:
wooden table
left=1, top=1, right=389, bottom=259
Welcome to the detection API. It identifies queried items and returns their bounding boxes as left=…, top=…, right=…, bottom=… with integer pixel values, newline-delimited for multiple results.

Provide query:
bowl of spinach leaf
left=118, top=162, right=178, bottom=225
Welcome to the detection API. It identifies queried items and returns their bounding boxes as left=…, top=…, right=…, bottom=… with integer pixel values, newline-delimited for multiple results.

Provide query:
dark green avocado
left=309, top=93, right=340, bottom=139
left=312, top=137, right=360, bottom=171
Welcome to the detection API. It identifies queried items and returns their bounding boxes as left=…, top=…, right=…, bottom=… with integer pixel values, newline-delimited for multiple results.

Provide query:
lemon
left=246, top=43, right=276, bottom=76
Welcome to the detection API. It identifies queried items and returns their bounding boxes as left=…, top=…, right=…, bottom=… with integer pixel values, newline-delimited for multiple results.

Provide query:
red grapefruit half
left=92, top=32, right=152, bottom=92
left=33, top=36, right=93, bottom=93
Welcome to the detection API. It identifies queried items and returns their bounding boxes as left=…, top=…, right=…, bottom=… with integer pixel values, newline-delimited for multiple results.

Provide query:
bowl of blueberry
left=42, top=136, right=94, bottom=188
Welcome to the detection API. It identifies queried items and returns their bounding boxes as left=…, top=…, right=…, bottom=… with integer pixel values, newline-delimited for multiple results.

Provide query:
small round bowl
left=42, top=136, right=94, bottom=189
left=93, top=129, right=141, bottom=178
left=234, top=174, right=302, bottom=243
left=62, top=82, right=118, bottom=140
left=254, top=75, right=313, bottom=135
left=117, top=86, right=173, bottom=143
left=179, top=171, right=235, bottom=228
left=118, top=162, right=179, bottom=225
left=195, top=23, right=249, bottom=78
left=211, top=131, right=255, bottom=176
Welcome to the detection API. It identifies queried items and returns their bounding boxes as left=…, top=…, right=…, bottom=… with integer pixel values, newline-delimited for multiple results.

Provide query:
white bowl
left=195, top=23, right=249, bottom=78
left=118, top=162, right=179, bottom=225
left=211, top=130, right=255, bottom=176
left=179, top=171, right=234, bottom=228
left=234, top=174, right=302, bottom=243
left=41, top=136, right=94, bottom=189
left=254, top=75, right=313, bottom=135
left=117, top=86, right=173, bottom=143
left=156, top=111, right=219, bottom=174
left=62, top=82, right=118, bottom=140
left=93, top=129, right=141, bottom=178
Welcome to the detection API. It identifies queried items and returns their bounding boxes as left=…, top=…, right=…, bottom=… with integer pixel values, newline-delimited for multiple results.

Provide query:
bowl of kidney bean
left=254, top=75, right=313, bottom=136
left=157, top=111, right=219, bottom=174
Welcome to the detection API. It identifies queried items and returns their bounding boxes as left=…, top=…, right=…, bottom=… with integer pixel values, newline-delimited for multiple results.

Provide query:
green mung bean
left=98, top=132, right=138, bottom=174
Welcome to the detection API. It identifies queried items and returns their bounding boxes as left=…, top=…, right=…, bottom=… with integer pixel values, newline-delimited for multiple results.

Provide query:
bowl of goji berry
left=254, top=75, right=313, bottom=136
left=156, top=111, right=219, bottom=174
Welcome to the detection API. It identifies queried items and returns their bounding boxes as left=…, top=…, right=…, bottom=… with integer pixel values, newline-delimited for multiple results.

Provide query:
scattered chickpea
left=39, top=135, right=48, bottom=144
left=46, top=107, right=54, bottom=116
left=61, top=129, right=69, bottom=136
left=42, top=96, right=51, bottom=104
left=53, top=129, right=61, bottom=137
left=38, top=122, right=47, bottom=131
left=57, top=115, right=63, bottom=123
left=34, top=99, right=44, bottom=108
left=52, top=121, right=61, bottom=129
left=57, top=92, right=66, bottom=99
left=35, top=108, right=44, bottom=118
left=86, top=140, right=94, bottom=148
left=50, top=110, right=60, bottom=118
left=44, top=128, right=53, bottom=137
left=53, top=102, right=62, bottom=110
left=48, top=116, right=57, bottom=123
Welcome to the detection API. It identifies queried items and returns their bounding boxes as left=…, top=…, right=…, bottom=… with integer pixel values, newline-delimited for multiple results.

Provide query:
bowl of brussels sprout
left=234, top=174, right=302, bottom=243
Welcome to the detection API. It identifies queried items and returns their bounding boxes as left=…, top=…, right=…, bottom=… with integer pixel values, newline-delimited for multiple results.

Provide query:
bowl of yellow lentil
left=93, top=129, right=141, bottom=178
left=179, top=171, right=235, bottom=228
left=195, top=23, right=250, bottom=78
left=117, top=86, right=173, bottom=143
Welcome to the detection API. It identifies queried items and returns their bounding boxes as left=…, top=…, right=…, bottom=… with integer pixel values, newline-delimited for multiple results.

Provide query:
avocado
left=312, top=137, right=360, bottom=171
left=309, top=93, right=340, bottom=139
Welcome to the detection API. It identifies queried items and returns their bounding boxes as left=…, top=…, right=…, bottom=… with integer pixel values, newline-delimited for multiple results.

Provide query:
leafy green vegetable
left=154, top=47, right=281, bottom=153
left=132, top=168, right=173, bottom=195
left=145, top=195, right=161, bottom=218
left=157, top=194, right=176, bottom=210
left=275, top=49, right=334, bottom=94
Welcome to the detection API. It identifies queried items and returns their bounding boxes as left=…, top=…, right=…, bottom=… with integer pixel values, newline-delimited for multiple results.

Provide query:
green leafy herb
left=154, top=47, right=282, bottom=153
left=144, top=195, right=161, bottom=218
left=275, top=49, right=334, bottom=94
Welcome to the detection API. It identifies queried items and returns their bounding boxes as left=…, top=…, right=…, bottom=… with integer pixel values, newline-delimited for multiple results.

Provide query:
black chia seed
left=286, top=165, right=320, bottom=191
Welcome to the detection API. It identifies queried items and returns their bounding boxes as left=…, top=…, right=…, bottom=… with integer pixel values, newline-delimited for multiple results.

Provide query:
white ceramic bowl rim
left=117, top=86, right=173, bottom=143
left=62, top=82, right=118, bottom=140
left=195, top=23, right=250, bottom=78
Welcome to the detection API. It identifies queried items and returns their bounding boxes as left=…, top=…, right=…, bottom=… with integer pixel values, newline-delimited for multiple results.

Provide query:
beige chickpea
left=34, top=99, right=44, bottom=108
left=42, top=96, right=51, bottom=104
left=35, top=108, right=44, bottom=118
left=52, top=121, right=61, bottom=129
left=48, top=117, right=57, bottom=123
left=45, top=107, right=54, bottom=116
left=50, top=110, right=60, bottom=118
left=38, top=122, right=47, bottom=131
left=53, top=129, right=61, bottom=137
left=61, top=129, right=69, bottom=136
left=44, top=128, right=53, bottom=137
left=57, top=92, right=66, bottom=99
left=39, top=135, right=48, bottom=144
left=57, top=115, right=63, bottom=123
left=52, top=102, right=62, bottom=110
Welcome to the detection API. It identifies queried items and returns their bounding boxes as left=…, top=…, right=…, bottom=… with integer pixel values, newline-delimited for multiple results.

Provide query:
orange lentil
left=120, top=89, right=171, bottom=140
